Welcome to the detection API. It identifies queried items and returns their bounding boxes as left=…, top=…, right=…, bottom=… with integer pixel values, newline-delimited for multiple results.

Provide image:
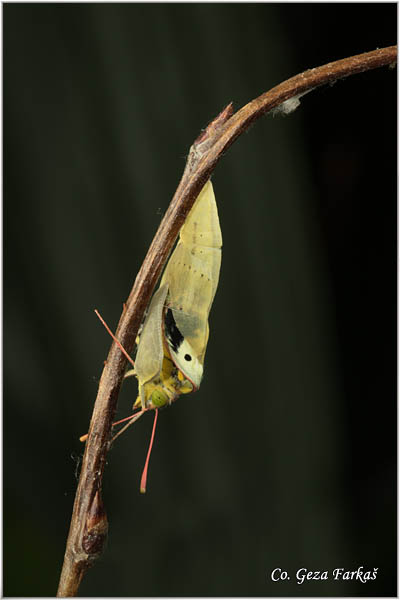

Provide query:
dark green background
left=4, top=3, right=396, bottom=597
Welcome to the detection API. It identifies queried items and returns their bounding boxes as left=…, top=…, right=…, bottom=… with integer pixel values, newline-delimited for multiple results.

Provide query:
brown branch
left=57, top=45, right=397, bottom=596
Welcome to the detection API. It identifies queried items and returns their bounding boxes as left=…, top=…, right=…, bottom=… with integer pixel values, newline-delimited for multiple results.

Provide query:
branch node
left=82, top=491, right=108, bottom=558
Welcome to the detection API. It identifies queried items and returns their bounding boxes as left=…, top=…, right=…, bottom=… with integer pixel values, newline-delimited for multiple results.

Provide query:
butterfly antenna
left=111, top=411, right=141, bottom=428
left=140, top=409, right=159, bottom=494
left=94, top=309, right=135, bottom=369
left=80, top=312, right=139, bottom=443
left=110, top=409, right=147, bottom=444
left=79, top=408, right=144, bottom=443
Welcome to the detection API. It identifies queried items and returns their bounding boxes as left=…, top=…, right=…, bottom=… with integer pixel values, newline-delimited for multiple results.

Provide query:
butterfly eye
left=150, top=389, right=169, bottom=408
left=184, top=354, right=192, bottom=362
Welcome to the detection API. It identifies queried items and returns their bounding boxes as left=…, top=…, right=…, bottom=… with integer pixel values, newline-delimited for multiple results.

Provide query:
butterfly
left=83, top=180, right=222, bottom=492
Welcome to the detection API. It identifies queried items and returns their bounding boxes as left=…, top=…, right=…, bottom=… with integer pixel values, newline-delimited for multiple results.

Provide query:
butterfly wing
left=135, top=283, right=169, bottom=388
left=160, top=181, right=222, bottom=382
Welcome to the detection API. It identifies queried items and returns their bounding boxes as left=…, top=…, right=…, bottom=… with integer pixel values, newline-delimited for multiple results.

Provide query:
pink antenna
left=94, top=309, right=135, bottom=369
left=80, top=310, right=138, bottom=443
left=111, top=411, right=142, bottom=428
left=80, top=409, right=147, bottom=444
left=140, top=409, right=159, bottom=493
left=81, top=309, right=160, bottom=494
left=110, top=408, right=147, bottom=444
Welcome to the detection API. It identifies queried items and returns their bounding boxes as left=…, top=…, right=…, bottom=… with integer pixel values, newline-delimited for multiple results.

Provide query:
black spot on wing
left=164, top=309, right=184, bottom=353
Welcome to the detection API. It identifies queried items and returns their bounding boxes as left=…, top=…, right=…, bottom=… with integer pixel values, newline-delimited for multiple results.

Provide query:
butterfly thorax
left=134, top=344, right=194, bottom=410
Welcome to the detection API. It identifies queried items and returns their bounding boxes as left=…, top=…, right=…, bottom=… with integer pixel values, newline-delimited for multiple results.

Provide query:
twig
left=57, top=45, right=396, bottom=596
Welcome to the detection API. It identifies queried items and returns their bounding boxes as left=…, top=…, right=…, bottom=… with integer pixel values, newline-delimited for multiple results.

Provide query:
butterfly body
left=133, top=180, right=222, bottom=411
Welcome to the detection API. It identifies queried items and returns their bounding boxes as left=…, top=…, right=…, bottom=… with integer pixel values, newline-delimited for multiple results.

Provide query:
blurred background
left=4, top=4, right=396, bottom=597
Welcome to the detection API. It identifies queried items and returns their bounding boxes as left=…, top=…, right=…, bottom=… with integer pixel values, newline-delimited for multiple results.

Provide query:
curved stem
left=57, top=44, right=397, bottom=597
